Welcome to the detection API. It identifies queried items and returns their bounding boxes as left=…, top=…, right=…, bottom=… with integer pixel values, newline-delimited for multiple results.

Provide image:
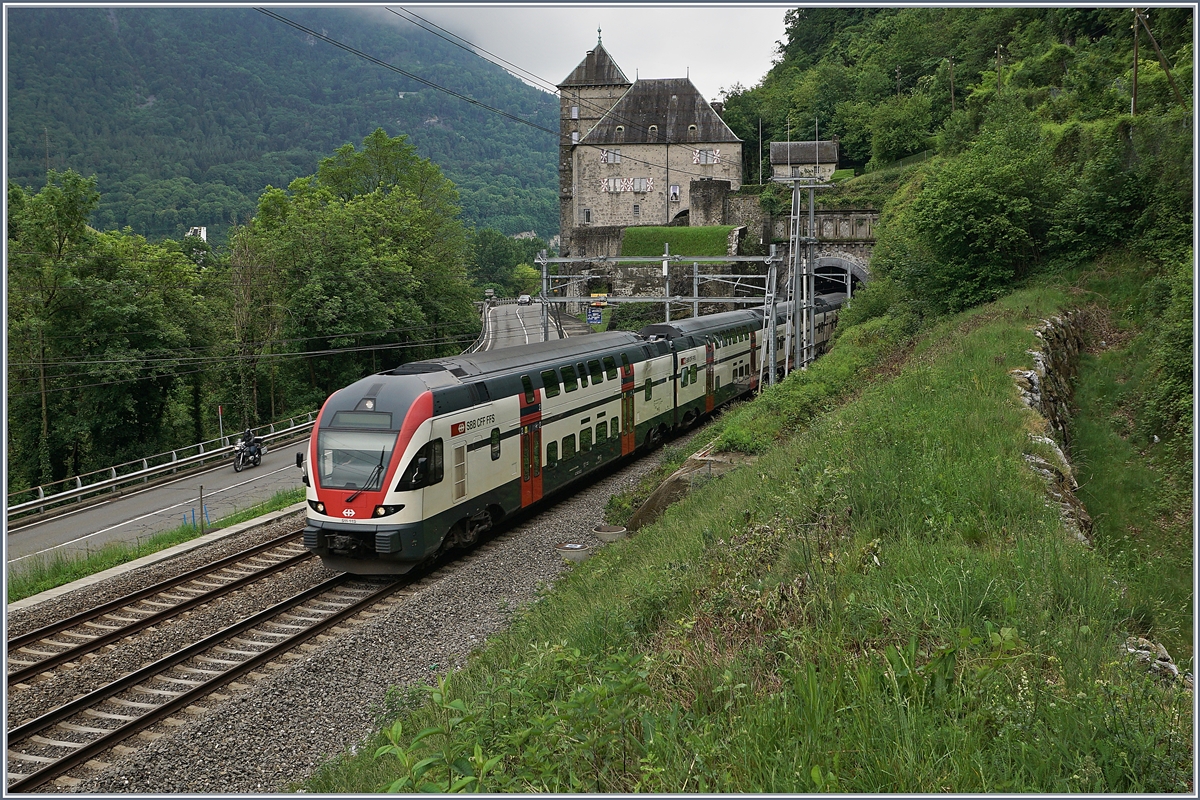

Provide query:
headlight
left=309, top=500, right=326, bottom=514
left=374, top=505, right=404, bottom=517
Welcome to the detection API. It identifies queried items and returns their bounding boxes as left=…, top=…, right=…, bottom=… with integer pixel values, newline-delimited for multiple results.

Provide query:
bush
left=874, top=104, right=1059, bottom=312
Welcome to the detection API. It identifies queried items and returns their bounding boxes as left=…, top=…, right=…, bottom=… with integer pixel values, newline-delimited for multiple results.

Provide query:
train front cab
left=301, top=382, right=454, bottom=575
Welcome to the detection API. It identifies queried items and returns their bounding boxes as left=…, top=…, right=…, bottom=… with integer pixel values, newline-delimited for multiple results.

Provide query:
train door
left=519, top=423, right=543, bottom=507
left=749, top=330, right=759, bottom=390
left=705, top=341, right=715, bottom=413
left=620, top=357, right=636, bottom=456
left=519, top=378, right=544, bottom=508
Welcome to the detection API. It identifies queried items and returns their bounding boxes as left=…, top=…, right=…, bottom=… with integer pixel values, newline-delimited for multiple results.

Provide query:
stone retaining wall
left=1010, top=310, right=1092, bottom=545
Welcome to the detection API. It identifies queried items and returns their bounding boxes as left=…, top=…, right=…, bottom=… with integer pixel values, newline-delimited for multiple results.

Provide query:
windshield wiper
left=345, top=448, right=386, bottom=503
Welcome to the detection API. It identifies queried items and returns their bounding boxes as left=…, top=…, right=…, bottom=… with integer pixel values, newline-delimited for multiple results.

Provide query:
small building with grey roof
left=770, top=140, right=840, bottom=181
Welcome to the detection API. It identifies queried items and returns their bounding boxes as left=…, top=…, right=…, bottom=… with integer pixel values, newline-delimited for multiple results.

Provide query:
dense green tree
left=873, top=106, right=1058, bottom=312
left=229, top=129, right=479, bottom=416
left=8, top=170, right=209, bottom=489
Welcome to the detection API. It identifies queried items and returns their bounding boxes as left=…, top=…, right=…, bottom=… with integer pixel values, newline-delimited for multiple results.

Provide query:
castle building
left=558, top=34, right=742, bottom=256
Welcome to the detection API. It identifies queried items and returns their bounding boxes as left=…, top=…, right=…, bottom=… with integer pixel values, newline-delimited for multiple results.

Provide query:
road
left=6, top=441, right=311, bottom=568
left=478, top=301, right=594, bottom=350
left=7, top=305, right=595, bottom=573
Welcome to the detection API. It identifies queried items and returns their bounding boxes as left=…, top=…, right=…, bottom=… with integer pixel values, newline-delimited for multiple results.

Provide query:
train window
left=603, top=355, right=618, bottom=380
left=715, top=376, right=721, bottom=391
left=490, top=428, right=501, bottom=461
left=521, top=375, right=536, bottom=404
left=596, top=421, right=607, bottom=441
left=546, top=441, right=558, bottom=467
left=541, top=369, right=560, bottom=397
left=563, top=434, right=576, bottom=460
left=580, top=427, right=592, bottom=452
left=396, top=438, right=444, bottom=491
left=587, top=359, right=604, bottom=383
left=610, top=416, right=619, bottom=437
left=319, top=432, right=393, bottom=490
left=691, top=364, right=699, bottom=382
left=561, top=365, right=578, bottom=392
left=621, top=353, right=631, bottom=372
left=576, top=362, right=588, bottom=388
left=680, top=366, right=689, bottom=387
left=644, top=377, right=652, bottom=401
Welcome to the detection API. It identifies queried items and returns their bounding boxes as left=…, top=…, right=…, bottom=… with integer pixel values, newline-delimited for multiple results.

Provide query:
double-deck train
left=298, top=295, right=845, bottom=574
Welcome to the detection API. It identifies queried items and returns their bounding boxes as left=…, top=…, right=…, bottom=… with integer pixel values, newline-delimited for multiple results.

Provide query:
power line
left=256, top=8, right=733, bottom=183
left=7, top=334, right=479, bottom=396
left=9, top=328, right=481, bottom=377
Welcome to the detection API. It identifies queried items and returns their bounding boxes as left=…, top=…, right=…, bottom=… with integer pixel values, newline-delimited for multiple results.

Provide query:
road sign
left=586, top=308, right=603, bottom=325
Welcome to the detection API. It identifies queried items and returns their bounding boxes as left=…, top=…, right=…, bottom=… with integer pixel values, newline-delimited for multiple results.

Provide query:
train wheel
left=644, top=425, right=663, bottom=452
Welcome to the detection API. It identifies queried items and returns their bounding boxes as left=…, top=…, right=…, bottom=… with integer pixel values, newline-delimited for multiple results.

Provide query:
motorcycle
left=233, top=436, right=266, bottom=472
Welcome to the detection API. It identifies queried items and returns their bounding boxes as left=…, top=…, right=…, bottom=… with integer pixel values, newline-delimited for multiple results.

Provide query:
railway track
left=7, top=531, right=310, bottom=686
left=6, top=573, right=409, bottom=791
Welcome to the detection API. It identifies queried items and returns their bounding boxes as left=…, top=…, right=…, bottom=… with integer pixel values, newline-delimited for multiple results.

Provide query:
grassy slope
left=304, top=283, right=1191, bottom=793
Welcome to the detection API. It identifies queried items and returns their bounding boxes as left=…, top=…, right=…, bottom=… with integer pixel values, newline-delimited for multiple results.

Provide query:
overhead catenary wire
left=7, top=333, right=480, bottom=397
left=255, top=8, right=734, bottom=184
left=385, top=7, right=671, bottom=142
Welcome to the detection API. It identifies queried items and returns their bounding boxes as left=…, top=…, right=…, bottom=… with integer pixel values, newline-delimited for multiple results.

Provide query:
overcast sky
left=383, top=5, right=792, bottom=102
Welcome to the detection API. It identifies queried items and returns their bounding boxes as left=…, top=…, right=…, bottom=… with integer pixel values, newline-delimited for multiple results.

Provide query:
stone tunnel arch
left=814, top=255, right=870, bottom=297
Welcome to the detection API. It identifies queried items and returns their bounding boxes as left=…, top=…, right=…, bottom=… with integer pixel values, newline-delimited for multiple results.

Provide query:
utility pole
left=1135, top=9, right=1187, bottom=109
left=948, top=55, right=956, bottom=112
left=996, top=45, right=1004, bottom=96
left=1132, top=8, right=1139, bottom=115
left=895, top=65, right=902, bottom=95
left=538, top=250, right=550, bottom=341
left=662, top=243, right=671, bottom=322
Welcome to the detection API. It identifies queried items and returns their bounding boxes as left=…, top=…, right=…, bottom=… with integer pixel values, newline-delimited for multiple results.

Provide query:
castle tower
left=557, top=30, right=631, bottom=256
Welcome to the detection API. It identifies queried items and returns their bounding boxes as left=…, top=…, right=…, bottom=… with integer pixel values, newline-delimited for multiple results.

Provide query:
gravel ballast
left=13, top=435, right=703, bottom=794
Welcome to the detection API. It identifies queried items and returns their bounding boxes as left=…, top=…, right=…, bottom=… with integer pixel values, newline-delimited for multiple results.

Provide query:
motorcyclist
left=242, top=427, right=262, bottom=460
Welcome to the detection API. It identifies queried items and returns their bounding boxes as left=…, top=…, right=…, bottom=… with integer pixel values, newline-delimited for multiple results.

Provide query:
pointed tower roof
left=559, top=32, right=631, bottom=87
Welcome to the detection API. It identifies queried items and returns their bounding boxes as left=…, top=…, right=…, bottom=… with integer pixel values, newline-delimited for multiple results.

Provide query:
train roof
left=390, top=331, right=644, bottom=379
left=639, top=308, right=761, bottom=341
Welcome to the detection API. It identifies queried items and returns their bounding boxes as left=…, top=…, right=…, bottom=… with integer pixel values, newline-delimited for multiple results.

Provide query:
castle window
left=649, top=124, right=658, bottom=134
left=583, top=208, right=592, bottom=223
left=572, top=131, right=579, bottom=144
left=616, top=125, right=624, bottom=132
left=632, top=204, right=641, bottom=216
left=694, top=149, right=720, bottom=165
left=669, top=185, right=681, bottom=202
left=570, top=106, right=579, bottom=119
left=600, top=148, right=621, bottom=164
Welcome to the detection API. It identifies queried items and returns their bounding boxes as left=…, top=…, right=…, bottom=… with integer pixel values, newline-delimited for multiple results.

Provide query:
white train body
left=301, top=297, right=843, bottom=573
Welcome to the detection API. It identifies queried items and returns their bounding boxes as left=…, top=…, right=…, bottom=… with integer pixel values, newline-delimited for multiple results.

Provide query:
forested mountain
left=7, top=7, right=558, bottom=244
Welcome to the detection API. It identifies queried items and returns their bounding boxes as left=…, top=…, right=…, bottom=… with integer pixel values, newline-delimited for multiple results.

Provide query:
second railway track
left=7, top=531, right=311, bottom=686
left=7, top=572, right=413, bottom=792
left=6, top=527, right=509, bottom=792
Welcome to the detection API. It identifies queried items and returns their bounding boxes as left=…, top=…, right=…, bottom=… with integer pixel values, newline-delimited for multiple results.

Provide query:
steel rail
left=7, top=536, right=311, bottom=685
left=8, top=574, right=405, bottom=792
left=7, top=531, right=304, bottom=651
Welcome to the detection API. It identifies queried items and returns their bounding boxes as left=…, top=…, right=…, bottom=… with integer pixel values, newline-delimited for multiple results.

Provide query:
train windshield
left=316, top=429, right=399, bottom=491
